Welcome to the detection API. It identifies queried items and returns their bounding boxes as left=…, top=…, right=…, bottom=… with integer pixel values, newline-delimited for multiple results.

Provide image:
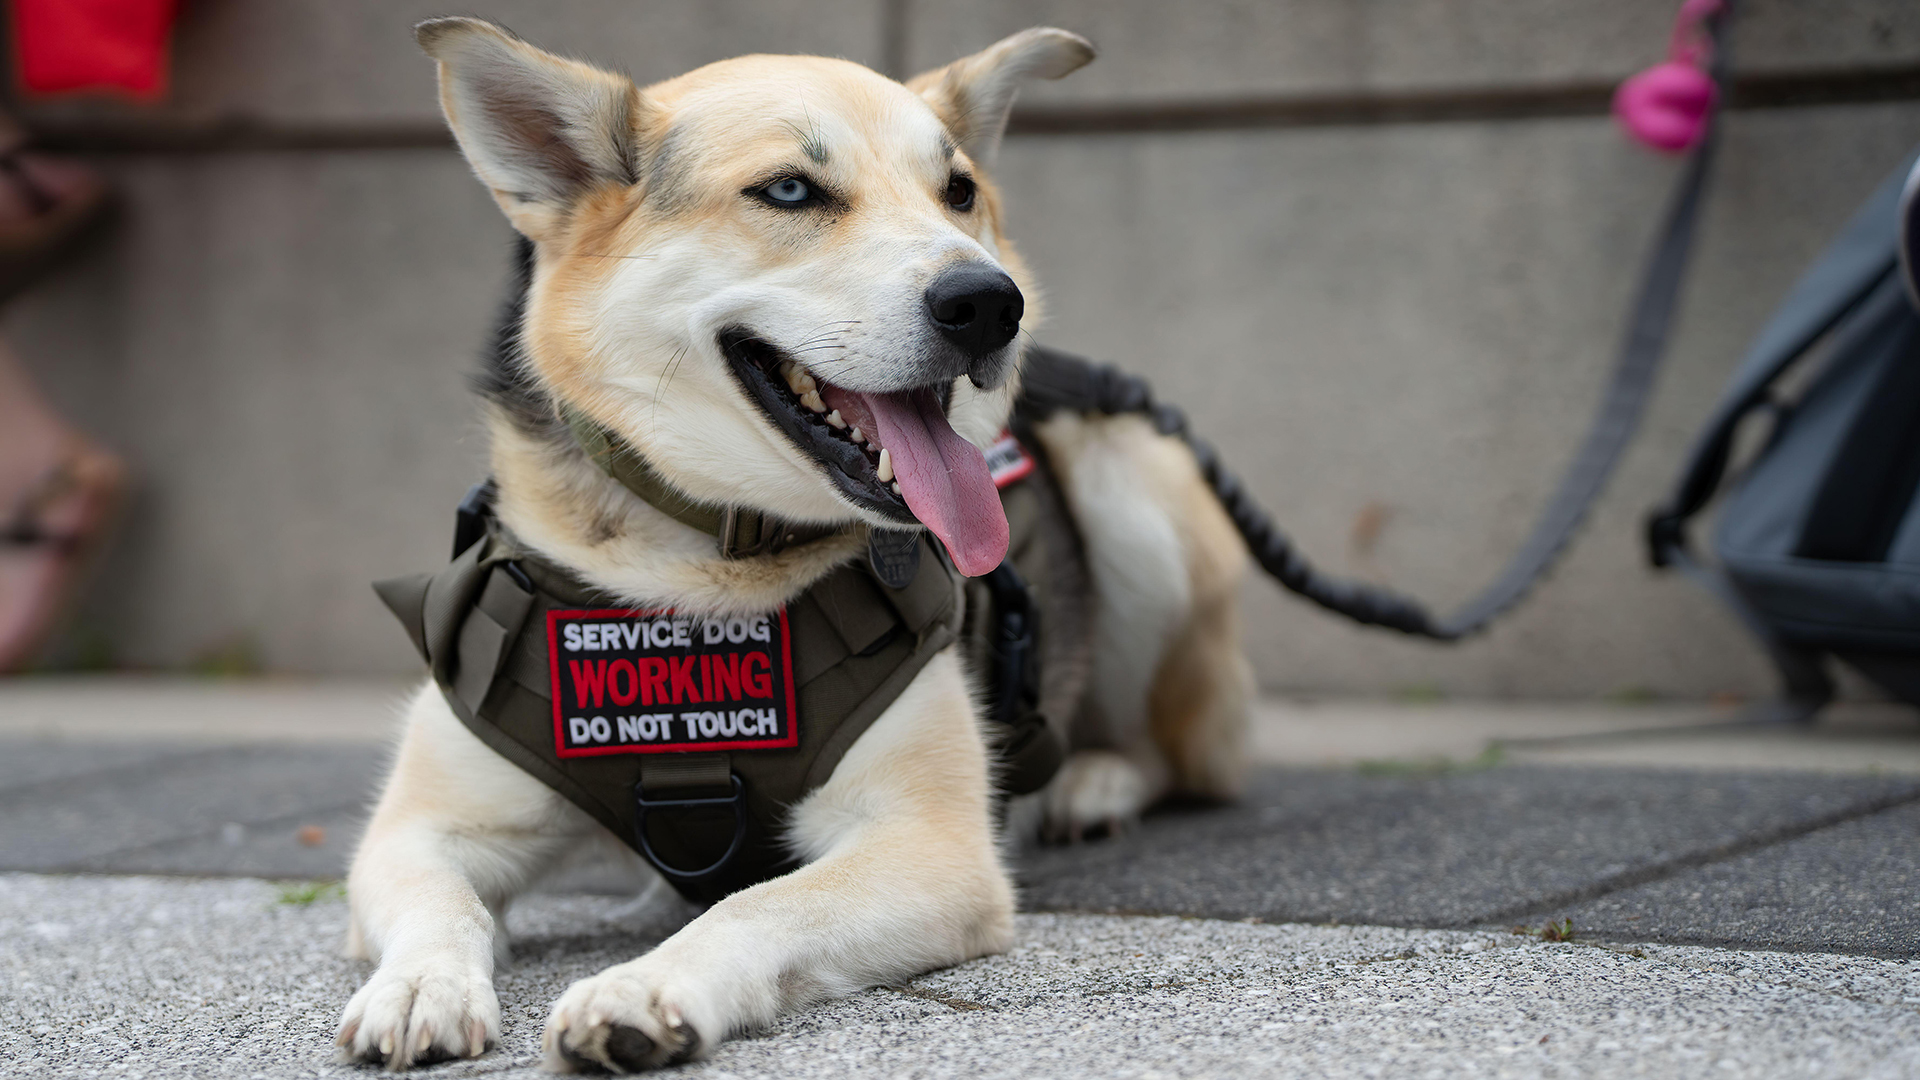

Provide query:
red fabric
left=12, top=0, right=182, bottom=99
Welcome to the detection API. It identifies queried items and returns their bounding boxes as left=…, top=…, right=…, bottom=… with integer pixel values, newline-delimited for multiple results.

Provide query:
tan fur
left=1148, top=437, right=1255, bottom=799
left=541, top=651, right=1011, bottom=1067
left=338, top=18, right=1250, bottom=1072
left=1032, top=413, right=1252, bottom=828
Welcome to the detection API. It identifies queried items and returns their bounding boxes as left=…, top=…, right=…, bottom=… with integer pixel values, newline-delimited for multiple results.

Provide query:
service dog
left=337, top=17, right=1253, bottom=1070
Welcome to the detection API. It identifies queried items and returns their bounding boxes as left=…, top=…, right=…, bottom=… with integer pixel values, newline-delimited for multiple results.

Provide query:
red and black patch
left=986, top=429, right=1035, bottom=489
left=547, top=608, right=798, bottom=757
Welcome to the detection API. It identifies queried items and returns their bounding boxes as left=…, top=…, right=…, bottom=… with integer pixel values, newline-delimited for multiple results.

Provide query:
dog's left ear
left=416, top=17, right=650, bottom=241
left=908, top=28, right=1094, bottom=165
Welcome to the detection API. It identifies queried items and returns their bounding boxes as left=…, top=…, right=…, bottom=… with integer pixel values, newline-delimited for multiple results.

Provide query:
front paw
left=335, top=955, right=499, bottom=1070
left=543, top=961, right=708, bottom=1073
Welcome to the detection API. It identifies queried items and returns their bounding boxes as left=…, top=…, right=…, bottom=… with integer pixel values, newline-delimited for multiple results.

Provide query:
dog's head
left=418, top=18, right=1093, bottom=576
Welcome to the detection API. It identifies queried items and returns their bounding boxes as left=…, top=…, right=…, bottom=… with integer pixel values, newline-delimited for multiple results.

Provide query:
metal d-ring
left=633, top=774, right=748, bottom=882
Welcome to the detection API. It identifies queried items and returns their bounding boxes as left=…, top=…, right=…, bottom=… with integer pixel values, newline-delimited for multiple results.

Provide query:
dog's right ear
left=415, top=17, right=648, bottom=241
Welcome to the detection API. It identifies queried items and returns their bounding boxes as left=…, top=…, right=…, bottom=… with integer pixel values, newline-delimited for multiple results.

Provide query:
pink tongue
left=856, top=388, right=1008, bottom=577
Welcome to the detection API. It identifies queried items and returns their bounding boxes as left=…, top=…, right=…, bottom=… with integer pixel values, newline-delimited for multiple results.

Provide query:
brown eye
left=945, top=174, right=975, bottom=212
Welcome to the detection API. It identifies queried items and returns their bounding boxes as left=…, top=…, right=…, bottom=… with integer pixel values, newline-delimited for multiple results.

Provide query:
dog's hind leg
left=1035, top=411, right=1253, bottom=838
left=336, top=682, right=600, bottom=1069
left=542, top=650, right=1012, bottom=1071
left=1148, top=445, right=1255, bottom=801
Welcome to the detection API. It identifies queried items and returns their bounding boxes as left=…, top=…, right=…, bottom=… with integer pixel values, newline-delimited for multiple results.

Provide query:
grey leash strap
left=1428, top=125, right=1721, bottom=636
left=1419, top=3, right=1734, bottom=634
left=1021, top=100, right=1725, bottom=641
left=1023, top=7, right=1731, bottom=641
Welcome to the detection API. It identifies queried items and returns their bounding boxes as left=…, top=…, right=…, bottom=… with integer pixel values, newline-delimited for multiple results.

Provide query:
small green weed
left=1604, top=685, right=1659, bottom=705
left=1510, top=918, right=1576, bottom=942
left=275, top=880, right=345, bottom=906
left=1356, top=743, right=1504, bottom=777
left=1393, top=683, right=1446, bottom=704
left=67, top=624, right=120, bottom=671
left=190, top=633, right=263, bottom=677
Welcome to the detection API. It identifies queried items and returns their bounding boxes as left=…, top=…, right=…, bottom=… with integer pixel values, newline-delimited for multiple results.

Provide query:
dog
left=336, top=17, right=1253, bottom=1071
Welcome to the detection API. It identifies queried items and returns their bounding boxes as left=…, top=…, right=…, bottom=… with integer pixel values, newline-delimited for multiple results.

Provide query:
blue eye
left=764, top=178, right=811, bottom=205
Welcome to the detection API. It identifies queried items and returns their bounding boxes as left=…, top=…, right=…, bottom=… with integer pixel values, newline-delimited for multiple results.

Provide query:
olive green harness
left=376, top=417, right=1062, bottom=905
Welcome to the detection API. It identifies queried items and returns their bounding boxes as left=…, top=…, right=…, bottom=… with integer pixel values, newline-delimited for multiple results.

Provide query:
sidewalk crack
left=42, top=800, right=366, bottom=874
left=0, top=745, right=232, bottom=808
left=1466, top=785, right=1920, bottom=928
left=1581, top=941, right=1920, bottom=1015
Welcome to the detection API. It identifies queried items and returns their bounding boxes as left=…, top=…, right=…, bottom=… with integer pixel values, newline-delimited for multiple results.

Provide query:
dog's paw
left=335, top=955, right=498, bottom=1070
left=1043, top=750, right=1152, bottom=843
left=542, top=961, right=711, bottom=1073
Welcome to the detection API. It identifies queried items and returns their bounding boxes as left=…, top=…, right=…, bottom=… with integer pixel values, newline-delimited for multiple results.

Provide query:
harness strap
left=374, top=491, right=974, bottom=904
left=562, top=404, right=846, bottom=558
left=640, top=753, right=732, bottom=795
left=978, top=561, right=1063, bottom=795
left=452, top=564, right=535, bottom=713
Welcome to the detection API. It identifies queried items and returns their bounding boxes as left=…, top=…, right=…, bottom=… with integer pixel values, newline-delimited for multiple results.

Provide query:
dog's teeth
left=876, top=448, right=893, bottom=483
left=892, top=481, right=902, bottom=495
left=800, top=390, right=826, bottom=413
left=782, top=364, right=815, bottom=395
left=849, top=427, right=864, bottom=444
left=797, top=371, right=817, bottom=393
left=826, top=409, right=846, bottom=429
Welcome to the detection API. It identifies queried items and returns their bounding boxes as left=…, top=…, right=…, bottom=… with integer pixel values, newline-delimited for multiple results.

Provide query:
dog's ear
left=416, top=17, right=648, bottom=240
left=908, top=28, right=1093, bottom=165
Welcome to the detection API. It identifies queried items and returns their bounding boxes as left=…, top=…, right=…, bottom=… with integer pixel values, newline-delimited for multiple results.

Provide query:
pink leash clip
left=1613, top=0, right=1724, bottom=153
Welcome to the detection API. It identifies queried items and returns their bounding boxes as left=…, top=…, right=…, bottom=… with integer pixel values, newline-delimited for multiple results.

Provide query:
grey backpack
left=1648, top=147, right=1920, bottom=720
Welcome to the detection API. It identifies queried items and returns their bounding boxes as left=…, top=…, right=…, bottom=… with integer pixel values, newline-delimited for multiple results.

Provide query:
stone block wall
left=12, top=1, right=1920, bottom=697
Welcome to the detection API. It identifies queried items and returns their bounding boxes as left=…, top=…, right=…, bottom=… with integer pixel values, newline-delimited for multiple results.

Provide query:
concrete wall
left=11, top=1, right=1920, bottom=697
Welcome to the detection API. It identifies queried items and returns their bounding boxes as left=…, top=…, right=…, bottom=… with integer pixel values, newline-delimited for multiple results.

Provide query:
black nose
left=925, top=263, right=1024, bottom=368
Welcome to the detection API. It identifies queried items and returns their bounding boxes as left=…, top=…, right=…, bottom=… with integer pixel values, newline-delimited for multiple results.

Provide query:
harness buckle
left=453, top=479, right=499, bottom=558
left=633, top=773, right=748, bottom=883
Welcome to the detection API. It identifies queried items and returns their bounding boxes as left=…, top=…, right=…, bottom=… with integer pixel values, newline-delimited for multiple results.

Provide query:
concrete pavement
left=1, top=677, right=1916, bottom=1077
left=4, top=876, right=1919, bottom=1080
left=1021, top=766, right=1920, bottom=955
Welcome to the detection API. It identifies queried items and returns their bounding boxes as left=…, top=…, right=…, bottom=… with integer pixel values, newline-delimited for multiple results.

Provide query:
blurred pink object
left=1613, top=0, right=1723, bottom=153
left=1615, top=63, right=1718, bottom=152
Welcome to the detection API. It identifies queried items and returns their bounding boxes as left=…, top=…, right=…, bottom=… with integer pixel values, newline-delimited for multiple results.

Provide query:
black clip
left=499, top=559, right=532, bottom=592
left=981, top=562, right=1063, bottom=795
left=983, top=562, right=1036, bottom=729
left=453, top=479, right=499, bottom=559
left=633, top=774, right=748, bottom=883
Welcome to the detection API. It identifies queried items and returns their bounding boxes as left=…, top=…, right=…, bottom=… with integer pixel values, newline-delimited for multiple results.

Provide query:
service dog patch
left=985, top=430, right=1035, bottom=489
left=548, top=608, right=798, bottom=757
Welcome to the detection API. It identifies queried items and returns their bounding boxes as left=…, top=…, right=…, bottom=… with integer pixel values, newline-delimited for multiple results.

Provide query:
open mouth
left=720, top=328, right=1009, bottom=576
